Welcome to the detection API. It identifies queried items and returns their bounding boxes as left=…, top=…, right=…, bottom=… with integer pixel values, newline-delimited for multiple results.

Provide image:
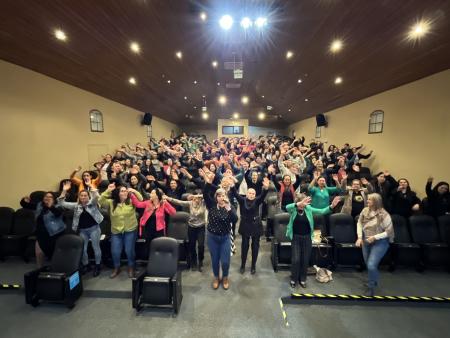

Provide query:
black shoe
left=239, top=266, right=245, bottom=274
left=290, top=280, right=296, bottom=289
left=93, top=264, right=101, bottom=277
left=266, top=237, right=272, bottom=242
left=300, top=281, right=307, bottom=288
left=81, top=265, right=91, bottom=275
left=251, top=267, right=256, bottom=275
left=198, top=262, right=203, bottom=272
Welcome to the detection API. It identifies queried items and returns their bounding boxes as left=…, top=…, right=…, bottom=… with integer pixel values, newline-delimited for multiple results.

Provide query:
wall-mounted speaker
left=142, top=113, right=153, bottom=126
left=316, top=114, right=327, bottom=127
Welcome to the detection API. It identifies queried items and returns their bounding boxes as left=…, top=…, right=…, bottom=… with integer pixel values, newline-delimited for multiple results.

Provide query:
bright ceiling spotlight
left=258, top=112, right=266, bottom=120
left=330, top=39, right=343, bottom=53
left=255, top=17, right=267, bottom=28
left=233, top=112, right=240, bottom=119
left=407, top=20, right=431, bottom=41
left=241, top=96, right=249, bottom=105
left=219, top=15, right=233, bottom=30
left=334, top=76, right=343, bottom=84
left=240, top=17, right=252, bottom=29
left=200, top=12, right=207, bottom=22
left=184, top=96, right=187, bottom=100
left=54, top=29, right=67, bottom=41
left=202, top=112, right=209, bottom=120
left=167, top=80, right=171, bottom=84
left=175, top=51, right=182, bottom=59
left=130, top=41, right=140, bottom=53
left=218, top=95, right=227, bottom=105
left=297, top=79, right=302, bottom=83
left=212, top=60, right=218, bottom=68
left=128, top=77, right=137, bottom=85
left=193, top=80, right=198, bottom=84
left=286, top=50, right=294, bottom=59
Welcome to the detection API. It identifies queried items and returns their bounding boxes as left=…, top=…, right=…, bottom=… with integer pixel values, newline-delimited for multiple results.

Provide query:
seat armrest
left=24, top=266, right=50, bottom=304
left=132, top=270, right=146, bottom=308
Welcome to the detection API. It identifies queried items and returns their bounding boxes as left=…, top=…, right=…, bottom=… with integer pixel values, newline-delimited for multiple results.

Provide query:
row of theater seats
left=24, top=234, right=182, bottom=313
left=271, top=212, right=450, bottom=272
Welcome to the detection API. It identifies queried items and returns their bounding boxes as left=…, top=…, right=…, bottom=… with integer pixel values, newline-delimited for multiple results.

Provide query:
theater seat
left=180, top=193, right=191, bottom=212
left=0, top=208, right=35, bottom=261
left=329, top=213, right=364, bottom=269
left=266, top=195, right=279, bottom=239
left=271, top=213, right=291, bottom=272
left=132, top=237, right=182, bottom=314
left=24, top=234, right=84, bottom=309
left=438, top=215, right=450, bottom=245
left=409, top=215, right=450, bottom=269
left=167, top=212, right=190, bottom=267
left=390, top=214, right=421, bottom=271
left=0, top=207, right=15, bottom=260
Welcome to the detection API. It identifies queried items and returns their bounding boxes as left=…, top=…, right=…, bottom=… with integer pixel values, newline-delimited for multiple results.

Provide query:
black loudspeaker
left=316, top=114, right=327, bottom=127
left=142, top=113, right=153, bottom=126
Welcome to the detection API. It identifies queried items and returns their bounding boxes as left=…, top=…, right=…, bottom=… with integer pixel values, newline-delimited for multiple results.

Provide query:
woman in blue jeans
left=203, top=172, right=238, bottom=290
left=58, top=181, right=104, bottom=277
left=356, top=193, right=395, bottom=296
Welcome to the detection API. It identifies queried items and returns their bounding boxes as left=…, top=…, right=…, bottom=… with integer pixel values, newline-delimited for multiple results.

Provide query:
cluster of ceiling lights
left=52, top=18, right=433, bottom=122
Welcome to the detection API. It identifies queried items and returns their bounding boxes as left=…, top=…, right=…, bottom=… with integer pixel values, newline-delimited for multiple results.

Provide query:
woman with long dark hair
left=20, top=191, right=66, bottom=267
left=425, top=177, right=449, bottom=218
left=99, top=183, right=142, bottom=278
left=391, top=178, right=420, bottom=218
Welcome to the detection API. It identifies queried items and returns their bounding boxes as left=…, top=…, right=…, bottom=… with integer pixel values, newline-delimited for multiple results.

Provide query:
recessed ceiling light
left=330, top=39, right=343, bottom=53
left=193, top=106, right=197, bottom=109
left=54, top=29, right=67, bottom=41
left=408, top=20, right=431, bottom=41
left=288, top=108, right=292, bottom=112
left=334, top=76, right=343, bottom=84
left=304, top=98, right=309, bottom=102
left=255, top=17, right=268, bottom=28
left=175, top=51, right=182, bottom=59
left=233, top=112, right=240, bottom=119
left=202, top=95, right=206, bottom=98
left=241, top=96, right=249, bottom=105
left=130, top=41, right=140, bottom=53
left=258, top=112, right=266, bottom=120
left=200, top=12, right=207, bottom=22
left=128, top=77, right=137, bottom=85
left=212, top=60, right=218, bottom=68
left=167, top=80, right=171, bottom=84
left=261, top=95, right=265, bottom=98
left=240, top=17, right=252, bottom=29
left=219, top=15, right=233, bottom=30
left=217, top=82, right=220, bottom=86
left=184, top=96, right=187, bottom=100
left=193, top=80, right=197, bottom=84
left=202, top=112, right=209, bottom=120
left=297, top=79, right=302, bottom=84
left=218, top=95, right=227, bottom=105
left=286, top=51, right=294, bottom=59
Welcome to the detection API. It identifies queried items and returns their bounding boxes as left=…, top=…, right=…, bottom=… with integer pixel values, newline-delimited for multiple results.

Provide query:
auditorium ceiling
left=1, top=0, right=449, bottom=127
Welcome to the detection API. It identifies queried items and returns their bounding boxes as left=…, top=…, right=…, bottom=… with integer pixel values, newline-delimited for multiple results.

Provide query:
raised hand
left=331, top=196, right=341, bottom=208
left=332, top=173, right=339, bottom=181
left=107, top=183, right=116, bottom=191
left=297, top=196, right=312, bottom=208
left=75, top=165, right=82, bottom=172
left=341, top=172, right=348, bottom=181
left=262, top=177, right=270, bottom=189
left=62, top=180, right=72, bottom=192
left=314, top=171, right=320, bottom=179
left=427, top=177, right=433, bottom=183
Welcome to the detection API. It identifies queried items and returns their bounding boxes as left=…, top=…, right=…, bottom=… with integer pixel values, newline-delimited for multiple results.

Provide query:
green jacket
left=99, top=190, right=143, bottom=234
left=285, top=202, right=333, bottom=240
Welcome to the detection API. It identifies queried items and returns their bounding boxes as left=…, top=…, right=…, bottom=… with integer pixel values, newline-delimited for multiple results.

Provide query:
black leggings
left=188, top=226, right=205, bottom=265
left=241, top=235, right=260, bottom=268
left=291, top=234, right=312, bottom=283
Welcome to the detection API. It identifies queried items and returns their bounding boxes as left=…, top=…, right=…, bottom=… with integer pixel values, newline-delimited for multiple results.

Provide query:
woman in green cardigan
left=286, top=195, right=340, bottom=288
left=99, top=183, right=143, bottom=278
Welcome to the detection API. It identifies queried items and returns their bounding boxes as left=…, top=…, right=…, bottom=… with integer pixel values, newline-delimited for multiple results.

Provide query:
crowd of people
left=20, top=133, right=449, bottom=296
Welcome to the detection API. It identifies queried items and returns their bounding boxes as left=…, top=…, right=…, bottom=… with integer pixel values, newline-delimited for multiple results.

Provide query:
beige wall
left=0, top=60, right=179, bottom=208
left=182, top=126, right=218, bottom=142
left=217, top=119, right=249, bottom=138
left=288, top=69, right=450, bottom=197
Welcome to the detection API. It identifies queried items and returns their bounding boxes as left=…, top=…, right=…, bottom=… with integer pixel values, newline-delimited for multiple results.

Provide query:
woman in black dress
left=20, top=192, right=66, bottom=267
left=231, top=177, right=270, bottom=274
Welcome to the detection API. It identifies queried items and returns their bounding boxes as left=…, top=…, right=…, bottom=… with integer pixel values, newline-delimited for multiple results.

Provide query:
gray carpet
left=1, top=238, right=450, bottom=338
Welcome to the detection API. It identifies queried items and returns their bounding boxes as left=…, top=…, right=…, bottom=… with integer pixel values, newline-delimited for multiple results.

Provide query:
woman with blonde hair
left=356, top=193, right=394, bottom=296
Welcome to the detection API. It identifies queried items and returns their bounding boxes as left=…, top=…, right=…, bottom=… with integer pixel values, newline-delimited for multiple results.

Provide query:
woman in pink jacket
left=128, top=188, right=176, bottom=256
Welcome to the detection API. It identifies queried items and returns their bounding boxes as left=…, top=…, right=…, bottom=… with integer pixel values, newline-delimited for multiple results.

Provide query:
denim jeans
left=207, top=231, right=231, bottom=278
left=362, top=238, right=389, bottom=288
left=111, top=230, right=137, bottom=268
left=79, top=225, right=102, bottom=265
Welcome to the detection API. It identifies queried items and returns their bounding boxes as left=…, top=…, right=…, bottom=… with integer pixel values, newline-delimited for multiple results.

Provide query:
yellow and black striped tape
left=0, top=284, right=21, bottom=289
left=292, top=293, right=450, bottom=302
left=279, top=298, right=289, bottom=327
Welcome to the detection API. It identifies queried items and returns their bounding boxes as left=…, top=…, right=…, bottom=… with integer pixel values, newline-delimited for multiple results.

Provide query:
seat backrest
left=0, top=207, right=15, bottom=235
left=313, top=214, right=326, bottom=232
left=50, top=234, right=84, bottom=274
left=409, top=215, right=440, bottom=244
left=329, top=213, right=356, bottom=243
left=146, top=237, right=179, bottom=277
left=391, top=214, right=411, bottom=243
left=438, top=214, right=450, bottom=244
left=273, top=213, right=290, bottom=242
left=30, top=191, right=46, bottom=205
left=167, top=212, right=189, bottom=240
left=12, top=208, right=36, bottom=236
left=267, top=195, right=279, bottom=219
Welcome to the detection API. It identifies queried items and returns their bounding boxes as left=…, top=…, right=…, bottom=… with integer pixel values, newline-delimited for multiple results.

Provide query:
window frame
left=222, top=125, right=244, bottom=135
left=315, top=125, right=321, bottom=138
left=368, top=110, right=384, bottom=134
left=89, top=109, right=104, bottom=133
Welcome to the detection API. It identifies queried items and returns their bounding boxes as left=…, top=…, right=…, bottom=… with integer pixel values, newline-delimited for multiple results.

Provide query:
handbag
left=313, top=265, right=333, bottom=283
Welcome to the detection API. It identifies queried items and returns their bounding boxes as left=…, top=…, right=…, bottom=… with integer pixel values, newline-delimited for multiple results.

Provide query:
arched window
left=369, top=110, right=384, bottom=134
left=89, top=109, right=104, bottom=132
left=315, top=126, right=321, bottom=138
